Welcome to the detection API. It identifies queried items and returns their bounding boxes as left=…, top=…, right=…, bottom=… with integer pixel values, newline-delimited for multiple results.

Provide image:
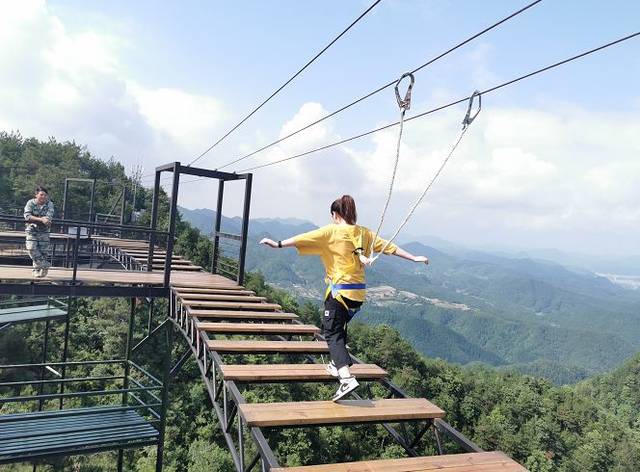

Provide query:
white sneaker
left=34, top=269, right=45, bottom=278
left=332, top=377, right=359, bottom=402
left=325, top=361, right=339, bottom=377
left=40, top=268, right=49, bottom=278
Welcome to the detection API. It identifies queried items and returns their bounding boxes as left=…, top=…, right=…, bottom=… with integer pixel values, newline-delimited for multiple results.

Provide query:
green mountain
left=2, top=132, right=640, bottom=471
left=577, top=353, right=640, bottom=429
left=238, top=228, right=640, bottom=384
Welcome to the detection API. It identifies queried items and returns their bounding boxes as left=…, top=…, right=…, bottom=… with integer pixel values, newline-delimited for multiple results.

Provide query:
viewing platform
left=0, top=163, right=526, bottom=471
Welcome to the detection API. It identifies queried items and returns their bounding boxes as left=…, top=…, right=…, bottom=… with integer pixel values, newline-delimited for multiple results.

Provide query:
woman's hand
left=358, top=253, right=373, bottom=266
left=413, top=255, right=429, bottom=265
left=259, top=238, right=278, bottom=248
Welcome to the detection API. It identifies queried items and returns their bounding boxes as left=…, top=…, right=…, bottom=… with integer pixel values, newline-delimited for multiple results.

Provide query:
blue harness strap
left=330, top=282, right=366, bottom=294
left=328, top=281, right=366, bottom=320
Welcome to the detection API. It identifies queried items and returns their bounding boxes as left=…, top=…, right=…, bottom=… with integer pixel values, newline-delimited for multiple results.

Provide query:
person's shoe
left=325, top=361, right=339, bottom=378
left=332, top=377, right=359, bottom=402
left=40, top=268, right=48, bottom=278
left=32, top=268, right=41, bottom=278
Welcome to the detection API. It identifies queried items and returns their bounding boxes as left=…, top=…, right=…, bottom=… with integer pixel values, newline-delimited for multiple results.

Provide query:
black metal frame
left=94, top=182, right=129, bottom=239
left=0, top=358, right=163, bottom=466
left=0, top=297, right=70, bottom=414
left=167, top=288, right=482, bottom=471
left=149, top=162, right=252, bottom=285
left=62, top=178, right=96, bottom=224
left=0, top=214, right=172, bottom=298
left=0, top=298, right=171, bottom=472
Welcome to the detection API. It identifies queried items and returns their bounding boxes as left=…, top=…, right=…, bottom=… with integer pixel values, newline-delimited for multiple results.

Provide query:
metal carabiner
left=462, top=90, right=482, bottom=128
left=394, top=72, right=415, bottom=111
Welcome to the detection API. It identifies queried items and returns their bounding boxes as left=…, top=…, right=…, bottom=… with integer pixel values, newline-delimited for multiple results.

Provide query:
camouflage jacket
left=24, top=198, right=55, bottom=233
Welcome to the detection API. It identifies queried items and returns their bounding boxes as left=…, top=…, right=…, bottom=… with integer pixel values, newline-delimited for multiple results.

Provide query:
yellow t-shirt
left=293, top=224, right=398, bottom=302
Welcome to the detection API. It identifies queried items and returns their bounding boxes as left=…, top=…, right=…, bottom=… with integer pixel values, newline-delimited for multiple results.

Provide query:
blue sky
left=2, top=1, right=639, bottom=255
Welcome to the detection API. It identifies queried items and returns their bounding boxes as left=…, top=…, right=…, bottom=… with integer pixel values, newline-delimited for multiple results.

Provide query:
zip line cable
left=216, top=0, right=544, bottom=171
left=236, top=31, right=640, bottom=173
left=139, top=0, right=542, bottom=184
left=186, top=0, right=384, bottom=168
left=141, top=29, right=639, bottom=187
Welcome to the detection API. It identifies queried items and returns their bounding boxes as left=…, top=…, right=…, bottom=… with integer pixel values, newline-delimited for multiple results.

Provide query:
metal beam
left=238, top=174, right=252, bottom=285
left=0, top=284, right=168, bottom=298
left=169, top=348, right=192, bottom=378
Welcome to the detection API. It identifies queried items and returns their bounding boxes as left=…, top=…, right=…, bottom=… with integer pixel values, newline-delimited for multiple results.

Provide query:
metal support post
left=118, top=297, right=136, bottom=472
left=211, top=180, right=224, bottom=274
left=62, top=179, right=70, bottom=219
left=38, top=319, right=51, bottom=412
left=238, top=174, right=253, bottom=285
left=147, top=299, right=154, bottom=336
left=155, top=319, right=173, bottom=472
left=88, top=179, right=96, bottom=235
left=58, top=297, right=72, bottom=410
left=120, top=185, right=127, bottom=227
left=148, top=171, right=161, bottom=272
left=164, top=163, right=180, bottom=288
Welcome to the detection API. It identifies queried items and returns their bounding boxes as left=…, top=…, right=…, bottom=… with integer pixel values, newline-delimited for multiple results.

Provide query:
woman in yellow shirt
left=260, top=195, right=429, bottom=401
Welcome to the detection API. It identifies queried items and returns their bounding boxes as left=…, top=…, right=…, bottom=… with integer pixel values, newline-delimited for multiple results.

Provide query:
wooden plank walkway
left=182, top=294, right=267, bottom=302
left=181, top=300, right=282, bottom=310
left=0, top=265, right=231, bottom=287
left=80, top=237, right=525, bottom=471
left=187, top=309, right=299, bottom=320
left=271, top=452, right=526, bottom=472
left=220, top=364, right=387, bottom=382
left=207, top=340, right=330, bottom=353
left=196, top=322, right=320, bottom=335
left=239, top=399, right=445, bottom=427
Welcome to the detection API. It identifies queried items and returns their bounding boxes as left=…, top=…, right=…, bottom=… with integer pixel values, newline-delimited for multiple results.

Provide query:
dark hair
left=35, top=186, right=48, bottom=195
left=330, top=195, right=357, bottom=225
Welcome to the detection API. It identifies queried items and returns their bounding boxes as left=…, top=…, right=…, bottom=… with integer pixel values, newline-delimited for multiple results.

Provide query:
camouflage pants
left=26, top=233, right=51, bottom=270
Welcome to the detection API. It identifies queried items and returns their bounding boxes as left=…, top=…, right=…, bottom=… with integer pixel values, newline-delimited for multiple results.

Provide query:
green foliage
left=0, top=131, right=142, bottom=220
left=243, top=232, right=640, bottom=385
left=2, top=134, right=640, bottom=471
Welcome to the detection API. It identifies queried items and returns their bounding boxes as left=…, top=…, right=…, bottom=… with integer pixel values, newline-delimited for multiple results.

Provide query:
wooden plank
left=0, top=265, right=234, bottom=287
left=170, top=281, right=241, bottom=290
left=271, top=452, right=526, bottom=472
left=188, top=309, right=298, bottom=320
left=239, top=398, right=445, bottom=428
left=122, top=250, right=173, bottom=255
left=0, top=265, right=162, bottom=285
left=154, top=265, right=202, bottom=271
left=196, top=322, right=319, bottom=335
left=181, top=300, right=281, bottom=310
left=132, top=256, right=187, bottom=262
left=220, top=364, right=387, bottom=382
left=171, top=272, right=236, bottom=287
left=208, top=340, right=329, bottom=353
left=0, top=231, right=73, bottom=240
left=180, top=294, right=267, bottom=302
left=174, top=288, right=255, bottom=296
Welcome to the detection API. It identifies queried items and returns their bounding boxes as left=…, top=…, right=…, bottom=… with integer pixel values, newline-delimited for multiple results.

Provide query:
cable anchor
left=462, top=90, right=481, bottom=128
left=394, top=72, right=415, bottom=111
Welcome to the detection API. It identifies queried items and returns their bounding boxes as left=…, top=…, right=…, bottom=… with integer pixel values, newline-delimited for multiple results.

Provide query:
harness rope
left=367, top=73, right=414, bottom=262
left=367, top=88, right=482, bottom=265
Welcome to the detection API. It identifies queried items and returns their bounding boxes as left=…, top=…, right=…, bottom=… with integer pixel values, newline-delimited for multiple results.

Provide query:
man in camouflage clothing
left=24, top=186, right=55, bottom=278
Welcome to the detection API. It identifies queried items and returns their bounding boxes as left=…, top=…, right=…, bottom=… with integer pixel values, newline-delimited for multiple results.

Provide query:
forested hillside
left=1, top=133, right=639, bottom=471
left=222, top=220, right=640, bottom=384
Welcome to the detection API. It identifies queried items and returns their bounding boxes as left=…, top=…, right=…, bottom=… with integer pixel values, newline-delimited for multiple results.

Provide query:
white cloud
left=2, top=1, right=638, bottom=255
left=244, top=101, right=639, bottom=255
left=0, top=0, right=228, bottom=178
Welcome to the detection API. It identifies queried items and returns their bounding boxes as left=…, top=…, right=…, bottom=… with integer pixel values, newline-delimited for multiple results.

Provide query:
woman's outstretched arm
left=393, top=247, right=429, bottom=265
left=259, top=237, right=296, bottom=248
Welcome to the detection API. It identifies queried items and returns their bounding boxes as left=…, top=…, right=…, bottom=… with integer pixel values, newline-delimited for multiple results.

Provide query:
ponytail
left=330, top=195, right=357, bottom=225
